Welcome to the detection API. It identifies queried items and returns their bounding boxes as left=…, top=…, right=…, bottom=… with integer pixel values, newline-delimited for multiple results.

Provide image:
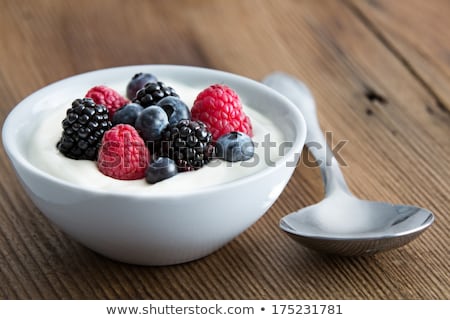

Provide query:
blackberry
left=57, top=98, right=112, bottom=160
left=133, top=81, right=179, bottom=107
left=160, top=120, right=213, bottom=172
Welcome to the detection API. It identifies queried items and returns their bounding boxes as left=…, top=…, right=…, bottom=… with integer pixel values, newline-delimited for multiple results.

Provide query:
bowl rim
left=2, top=64, right=306, bottom=198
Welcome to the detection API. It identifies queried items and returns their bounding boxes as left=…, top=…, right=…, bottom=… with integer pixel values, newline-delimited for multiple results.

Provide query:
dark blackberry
left=133, top=81, right=179, bottom=107
left=160, top=120, right=213, bottom=172
left=57, top=98, right=112, bottom=160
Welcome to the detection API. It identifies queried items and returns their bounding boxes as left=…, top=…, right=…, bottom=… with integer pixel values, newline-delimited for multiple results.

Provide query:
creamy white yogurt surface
left=28, top=81, right=285, bottom=193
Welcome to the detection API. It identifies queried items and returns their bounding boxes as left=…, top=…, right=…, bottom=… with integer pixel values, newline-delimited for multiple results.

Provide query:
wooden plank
left=349, top=0, right=450, bottom=113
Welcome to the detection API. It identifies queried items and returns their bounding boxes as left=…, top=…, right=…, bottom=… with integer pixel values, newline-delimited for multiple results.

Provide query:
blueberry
left=215, top=132, right=254, bottom=162
left=112, top=103, right=144, bottom=126
left=146, top=157, right=178, bottom=184
left=126, top=72, right=158, bottom=100
left=135, top=106, right=169, bottom=143
left=157, top=96, right=191, bottom=125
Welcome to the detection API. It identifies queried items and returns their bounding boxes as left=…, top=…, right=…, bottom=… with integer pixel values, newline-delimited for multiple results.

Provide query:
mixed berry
left=146, top=157, right=178, bottom=184
left=191, top=84, right=253, bottom=140
left=216, top=132, right=254, bottom=162
left=56, top=73, right=255, bottom=184
left=56, top=98, right=111, bottom=160
left=160, top=119, right=214, bottom=172
left=133, top=81, right=179, bottom=107
left=86, top=85, right=129, bottom=118
left=97, top=124, right=149, bottom=180
left=112, top=103, right=144, bottom=126
left=126, top=72, right=158, bottom=100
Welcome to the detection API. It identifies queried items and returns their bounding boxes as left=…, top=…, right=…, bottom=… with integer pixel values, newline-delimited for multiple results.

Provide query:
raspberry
left=86, top=85, right=129, bottom=118
left=191, top=84, right=253, bottom=141
left=97, top=124, right=149, bottom=180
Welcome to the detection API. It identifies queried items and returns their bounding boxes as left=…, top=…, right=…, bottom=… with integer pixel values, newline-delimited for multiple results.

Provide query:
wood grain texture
left=0, top=0, right=448, bottom=300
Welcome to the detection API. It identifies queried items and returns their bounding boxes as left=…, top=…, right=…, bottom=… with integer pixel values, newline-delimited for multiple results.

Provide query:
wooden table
left=0, top=0, right=448, bottom=300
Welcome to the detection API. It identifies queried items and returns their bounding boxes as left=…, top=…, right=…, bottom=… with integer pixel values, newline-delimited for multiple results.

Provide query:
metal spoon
left=263, top=72, right=434, bottom=256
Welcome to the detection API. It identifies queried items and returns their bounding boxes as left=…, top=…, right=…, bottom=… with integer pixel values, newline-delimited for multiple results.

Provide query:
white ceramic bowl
left=2, top=65, right=306, bottom=265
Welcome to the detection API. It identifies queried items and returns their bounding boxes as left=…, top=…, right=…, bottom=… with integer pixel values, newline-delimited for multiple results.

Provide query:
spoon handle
left=263, top=72, right=351, bottom=196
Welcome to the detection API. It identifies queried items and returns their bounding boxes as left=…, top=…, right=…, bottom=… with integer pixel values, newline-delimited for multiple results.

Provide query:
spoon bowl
left=281, top=195, right=434, bottom=256
left=263, top=72, right=434, bottom=256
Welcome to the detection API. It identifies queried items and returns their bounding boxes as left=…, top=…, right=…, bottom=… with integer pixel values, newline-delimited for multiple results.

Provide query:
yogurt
left=28, top=80, right=285, bottom=194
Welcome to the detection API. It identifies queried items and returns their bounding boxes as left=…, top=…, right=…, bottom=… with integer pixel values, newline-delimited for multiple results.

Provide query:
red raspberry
left=191, top=84, right=253, bottom=141
left=85, top=85, right=129, bottom=118
left=97, top=124, right=149, bottom=180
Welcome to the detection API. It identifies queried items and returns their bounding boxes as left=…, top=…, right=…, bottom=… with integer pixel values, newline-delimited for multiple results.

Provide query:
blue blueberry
left=157, top=96, right=191, bottom=125
left=215, top=132, right=254, bottom=162
left=135, top=106, right=169, bottom=143
left=146, top=157, right=178, bottom=184
left=112, top=103, right=144, bottom=126
left=126, top=72, right=158, bottom=100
